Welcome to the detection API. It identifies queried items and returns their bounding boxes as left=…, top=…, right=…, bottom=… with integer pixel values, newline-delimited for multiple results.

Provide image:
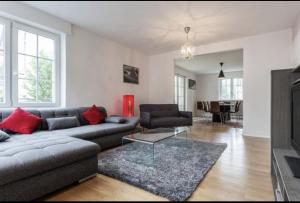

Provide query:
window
left=219, top=78, right=243, bottom=100
left=232, top=78, right=243, bottom=100
left=0, top=23, right=5, bottom=103
left=175, top=74, right=186, bottom=111
left=0, top=17, right=60, bottom=107
left=0, top=17, right=10, bottom=107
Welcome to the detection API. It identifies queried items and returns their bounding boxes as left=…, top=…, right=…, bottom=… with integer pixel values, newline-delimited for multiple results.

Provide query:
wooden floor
left=44, top=119, right=274, bottom=201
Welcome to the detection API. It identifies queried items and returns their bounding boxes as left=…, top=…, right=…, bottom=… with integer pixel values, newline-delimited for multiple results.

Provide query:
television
left=286, top=81, right=300, bottom=178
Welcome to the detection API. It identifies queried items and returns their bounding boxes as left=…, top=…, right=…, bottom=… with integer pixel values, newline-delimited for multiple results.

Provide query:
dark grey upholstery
left=0, top=130, right=9, bottom=142
left=0, top=106, right=139, bottom=201
left=47, top=116, right=80, bottom=130
left=0, top=157, right=97, bottom=201
left=105, top=116, right=126, bottom=124
left=140, top=104, right=192, bottom=129
left=0, top=135, right=99, bottom=186
left=151, top=117, right=192, bottom=128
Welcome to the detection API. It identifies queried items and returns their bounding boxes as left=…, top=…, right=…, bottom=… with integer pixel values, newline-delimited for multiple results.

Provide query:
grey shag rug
left=98, top=138, right=227, bottom=201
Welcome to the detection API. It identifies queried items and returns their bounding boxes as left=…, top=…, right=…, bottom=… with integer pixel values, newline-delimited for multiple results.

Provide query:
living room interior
left=1, top=1, right=300, bottom=201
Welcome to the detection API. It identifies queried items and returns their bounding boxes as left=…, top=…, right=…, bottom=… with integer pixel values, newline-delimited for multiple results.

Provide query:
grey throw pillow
left=46, top=116, right=80, bottom=131
left=0, top=130, right=10, bottom=142
left=105, top=116, right=127, bottom=124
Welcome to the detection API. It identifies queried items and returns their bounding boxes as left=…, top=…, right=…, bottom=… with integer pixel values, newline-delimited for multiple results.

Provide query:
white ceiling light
left=181, top=27, right=196, bottom=59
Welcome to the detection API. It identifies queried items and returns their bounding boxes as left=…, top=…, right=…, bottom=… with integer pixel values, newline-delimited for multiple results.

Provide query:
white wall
left=149, top=29, right=293, bottom=138
left=292, top=13, right=300, bottom=66
left=196, top=71, right=243, bottom=101
left=174, top=66, right=197, bottom=114
left=65, top=25, right=149, bottom=115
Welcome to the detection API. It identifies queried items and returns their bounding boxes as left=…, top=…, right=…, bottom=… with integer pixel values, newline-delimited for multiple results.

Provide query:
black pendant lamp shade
left=218, top=62, right=225, bottom=78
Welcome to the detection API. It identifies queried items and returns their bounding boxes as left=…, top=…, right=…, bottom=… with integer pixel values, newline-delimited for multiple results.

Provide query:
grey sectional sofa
left=0, top=106, right=139, bottom=201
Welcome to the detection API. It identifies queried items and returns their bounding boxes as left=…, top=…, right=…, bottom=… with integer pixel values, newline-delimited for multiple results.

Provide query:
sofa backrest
left=0, top=106, right=107, bottom=131
left=139, top=104, right=179, bottom=117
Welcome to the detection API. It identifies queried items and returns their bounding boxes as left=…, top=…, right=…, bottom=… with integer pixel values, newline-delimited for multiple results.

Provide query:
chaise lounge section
left=0, top=106, right=139, bottom=201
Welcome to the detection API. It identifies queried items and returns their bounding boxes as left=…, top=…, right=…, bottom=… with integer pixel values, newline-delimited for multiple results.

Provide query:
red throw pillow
left=82, top=105, right=105, bottom=125
left=0, top=107, right=42, bottom=134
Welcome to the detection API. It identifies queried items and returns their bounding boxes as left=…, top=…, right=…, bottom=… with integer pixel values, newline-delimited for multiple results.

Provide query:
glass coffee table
left=122, top=127, right=188, bottom=164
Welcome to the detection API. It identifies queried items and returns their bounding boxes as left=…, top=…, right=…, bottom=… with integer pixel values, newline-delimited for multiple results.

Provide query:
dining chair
left=210, top=101, right=224, bottom=123
left=230, top=101, right=242, bottom=126
left=236, top=101, right=242, bottom=120
left=201, top=101, right=210, bottom=120
left=197, top=101, right=205, bottom=118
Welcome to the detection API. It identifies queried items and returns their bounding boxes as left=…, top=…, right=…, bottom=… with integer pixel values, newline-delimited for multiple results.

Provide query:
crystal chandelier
left=181, top=27, right=196, bottom=59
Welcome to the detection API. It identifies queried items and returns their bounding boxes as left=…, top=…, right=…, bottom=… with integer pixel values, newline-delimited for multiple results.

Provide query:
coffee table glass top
left=123, top=127, right=187, bottom=144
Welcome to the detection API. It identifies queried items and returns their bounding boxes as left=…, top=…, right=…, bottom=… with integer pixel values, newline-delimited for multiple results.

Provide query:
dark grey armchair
left=139, top=104, right=193, bottom=129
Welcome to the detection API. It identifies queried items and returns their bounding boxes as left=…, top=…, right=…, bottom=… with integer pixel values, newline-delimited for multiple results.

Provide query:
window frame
left=219, top=78, right=243, bottom=101
left=174, top=74, right=186, bottom=111
left=11, top=22, right=60, bottom=107
left=232, top=78, right=243, bottom=100
left=0, top=17, right=11, bottom=107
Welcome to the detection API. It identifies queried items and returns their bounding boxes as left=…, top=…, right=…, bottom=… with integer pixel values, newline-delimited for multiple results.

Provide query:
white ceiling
left=175, top=49, right=243, bottom=74
left=22, top=1, right=300, bottom=55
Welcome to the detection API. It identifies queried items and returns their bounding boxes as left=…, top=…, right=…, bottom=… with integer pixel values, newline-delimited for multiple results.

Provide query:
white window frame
left=0, top=17, right=11, bottom=107
left=232, top=78, right=243, bottom=100
left=219, top=78, right=243, bottom=101
left=174, top=74, right=186, bottom=111
left=11, top=22, right=60, bottom=107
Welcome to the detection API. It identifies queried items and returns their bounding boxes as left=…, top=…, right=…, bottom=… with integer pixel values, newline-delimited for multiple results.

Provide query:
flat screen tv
left=286, top=81, right=300, bottom=178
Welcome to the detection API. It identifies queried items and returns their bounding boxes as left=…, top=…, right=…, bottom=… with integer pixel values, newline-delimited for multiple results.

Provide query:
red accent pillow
left=82, top=105, right=105, bottom=125
left=0, top=107, right=42, bottom=134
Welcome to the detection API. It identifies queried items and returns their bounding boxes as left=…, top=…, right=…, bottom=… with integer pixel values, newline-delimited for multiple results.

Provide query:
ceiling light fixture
left=218, top=62, right=225, bottom=78
left=181, top=27, right=196, bottom=59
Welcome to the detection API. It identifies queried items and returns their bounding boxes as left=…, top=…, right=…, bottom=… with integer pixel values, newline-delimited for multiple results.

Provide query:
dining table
left=212, top=102, right=234, bottom=123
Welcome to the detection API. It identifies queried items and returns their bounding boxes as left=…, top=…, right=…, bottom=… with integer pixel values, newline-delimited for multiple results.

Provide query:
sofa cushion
left=39, top=108, right=81, bottom=130
left=0, top=130, right=9, bottom=142
left=11, top=117, right=139, bottom=141
left=140, top=104, right=179, bottom=113
left=151, top=117, right=191, bottom=128
left=0, top=108, right=42, bottom=132
left=97, top=123, right=134, bottom=134
left=81, top=105, right=105, bottom=125
left=78, top=107, right=107, bottom=125
left=49, top=125, right=108, bottom=140
left=151, top=111, right=179, bottom=118
left=47, top=116, right=80, bottom=131
left=0, top=108, right=42, bottom=134
left=42, top=117, right=139, bottom=140
left=0, top=135, right=99, bottom=186
left=55, top=123, right=134, bottom=140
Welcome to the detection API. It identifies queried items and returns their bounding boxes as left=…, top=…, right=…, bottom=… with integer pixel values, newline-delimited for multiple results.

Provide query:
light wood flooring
left=44, top=119, right=274, bottom=201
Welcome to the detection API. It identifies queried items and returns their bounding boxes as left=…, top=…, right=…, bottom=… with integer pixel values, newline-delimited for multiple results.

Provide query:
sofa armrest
left=105, top=115, right=127, bottom=124
left=140, top=112, right=151, bottom=128
left=179, top=111, right=193, bottom=126
left=179, top=111, right=192, bottom=118
left=125, top=116, right=140, bottom=127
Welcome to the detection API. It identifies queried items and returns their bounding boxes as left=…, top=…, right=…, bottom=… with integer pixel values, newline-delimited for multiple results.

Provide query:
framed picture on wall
left=123, top=64, right=139, bottom=84
left=188, top=79, right=196, bottom=90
